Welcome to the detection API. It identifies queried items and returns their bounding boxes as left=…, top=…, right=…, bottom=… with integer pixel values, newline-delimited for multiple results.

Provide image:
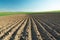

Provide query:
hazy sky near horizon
left=0, top=0, right=60, bottom=12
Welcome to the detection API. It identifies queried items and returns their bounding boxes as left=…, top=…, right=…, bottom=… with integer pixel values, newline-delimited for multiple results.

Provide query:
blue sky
left=0, top=0, right=60, bottom=12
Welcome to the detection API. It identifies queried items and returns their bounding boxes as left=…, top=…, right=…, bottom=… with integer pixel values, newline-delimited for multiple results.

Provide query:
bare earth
left=0, top=14, right=60, bottom=40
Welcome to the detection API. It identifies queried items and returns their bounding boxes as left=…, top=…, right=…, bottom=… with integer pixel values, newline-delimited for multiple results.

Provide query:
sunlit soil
left=0, top=14, right=60, bottom=40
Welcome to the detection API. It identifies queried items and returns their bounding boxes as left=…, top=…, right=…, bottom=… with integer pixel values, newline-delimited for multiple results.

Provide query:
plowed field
left=0, top=14, right=60, bottom=40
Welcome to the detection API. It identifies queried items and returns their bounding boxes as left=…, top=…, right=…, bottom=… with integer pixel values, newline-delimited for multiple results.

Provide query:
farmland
left=0, top=12, right=60, bottom=40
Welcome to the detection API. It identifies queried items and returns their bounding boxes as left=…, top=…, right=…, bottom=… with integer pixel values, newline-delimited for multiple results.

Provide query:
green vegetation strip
left=0, top=11, right=60, bottom=16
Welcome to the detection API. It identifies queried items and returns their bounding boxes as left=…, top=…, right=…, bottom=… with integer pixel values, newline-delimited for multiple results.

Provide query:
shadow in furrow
left=32, top=17, right=52, bottom=40
left=30, top=18, right=38, bottom=40
left=36, top=17, right=60, bottom=40
left=37, top=16, right=60, bottom=33
left=9, top=19, right=26, bottom=40
left=20, top=18, right=29, bottom=40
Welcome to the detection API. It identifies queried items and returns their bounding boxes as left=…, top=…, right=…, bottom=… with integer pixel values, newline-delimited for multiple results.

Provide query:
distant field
left=0, top=12, right=37, bottom=16
left=0, top=12, right=25, bottom=16
left=0, top=11, right=60, bottom=16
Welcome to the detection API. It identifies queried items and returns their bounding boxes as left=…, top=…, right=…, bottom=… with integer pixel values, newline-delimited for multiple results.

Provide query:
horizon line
left=0, top=10, right=60, bottom=12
